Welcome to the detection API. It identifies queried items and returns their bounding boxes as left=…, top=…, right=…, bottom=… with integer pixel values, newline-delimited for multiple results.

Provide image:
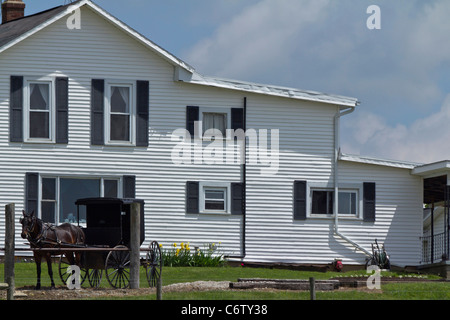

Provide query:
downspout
left=334, top=106, right=371, bottom=256
left=242, top=97, right=247, bottom=258
left=228, top=97, right=247, bottom=260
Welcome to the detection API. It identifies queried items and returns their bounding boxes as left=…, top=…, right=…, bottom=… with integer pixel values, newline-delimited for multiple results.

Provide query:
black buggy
left=57, top=197, right=162, bottom=289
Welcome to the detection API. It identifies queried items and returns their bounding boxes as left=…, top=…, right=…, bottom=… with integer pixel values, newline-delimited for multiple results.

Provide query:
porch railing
left=421, top=232, right=448, bottom=264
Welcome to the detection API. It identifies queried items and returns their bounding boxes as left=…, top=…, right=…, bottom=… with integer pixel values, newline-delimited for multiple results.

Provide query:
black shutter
left=231, top=108, right=244, bottom=131
left=231, top=183, right=244, bottom=215
left=123, top=175, right=136, bottom=198
left=10, top=76, right=23, bottom=142
left=91, top=79, right=104, bottom=145
left=25, top=172, right=39, bottom=215
left=293, top=180, right=307, bottom=220
left=186, top=181, right=199, bottom=214
left=136, top=80, right=149, bottom=147
left=55, top=77, right=69, bottom=144
left=363, top=182, right=376, bottom=222
left=186, top=106, right=199, bottom=138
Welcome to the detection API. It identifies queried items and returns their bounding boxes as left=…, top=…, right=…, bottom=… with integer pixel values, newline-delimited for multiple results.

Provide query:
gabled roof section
left=0, top=1, right=76, bottom=50
left=0, top=0, right=195, bottom=73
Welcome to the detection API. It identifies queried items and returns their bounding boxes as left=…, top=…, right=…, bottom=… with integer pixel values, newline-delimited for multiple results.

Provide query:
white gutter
left=334, top=106, right=371, bottom=256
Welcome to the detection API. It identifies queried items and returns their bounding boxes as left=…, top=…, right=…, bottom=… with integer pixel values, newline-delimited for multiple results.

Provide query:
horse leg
left=46, top=254, right=56, bottom=289
left=34, top=253, right=42, bottom=290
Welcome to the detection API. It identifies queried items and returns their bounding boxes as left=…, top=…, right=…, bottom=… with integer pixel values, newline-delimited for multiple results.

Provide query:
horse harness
left=24, top=217, right=63, bottom=248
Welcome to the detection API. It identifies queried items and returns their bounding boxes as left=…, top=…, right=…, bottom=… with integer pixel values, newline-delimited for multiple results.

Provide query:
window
left=200, top=182, right=230, bottom=214
left=105, top=82, right=135, bottom=144
left=202, top=113, right=227, bottom=136
left=24, top=79, right=54, bottom=142
left=312, top=190, right=334, bottom=215
left=39, top=177, right=120, bottom=224
left=338, top=191, right=357, bottom=215
left=186, top=181, right=244, bottom=215
left=310, top=189, right=359, bottom=216
left=204, top=188, right=227, bottom=211
left=200, top=108, right=231, bottom=139
left=41, top=178, right=56, bottom=223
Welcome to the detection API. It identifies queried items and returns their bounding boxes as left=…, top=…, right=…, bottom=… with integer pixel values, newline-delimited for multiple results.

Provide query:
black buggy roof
left=75, top=197, right=145, bottom=206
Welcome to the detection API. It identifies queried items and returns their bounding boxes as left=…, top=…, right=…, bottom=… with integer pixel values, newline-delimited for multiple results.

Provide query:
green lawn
left=1, top=263, right=449, bottom=300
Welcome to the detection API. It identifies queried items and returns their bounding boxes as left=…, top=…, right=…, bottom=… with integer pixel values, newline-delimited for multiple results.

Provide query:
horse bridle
left=20, top=215, right=44, bottom=245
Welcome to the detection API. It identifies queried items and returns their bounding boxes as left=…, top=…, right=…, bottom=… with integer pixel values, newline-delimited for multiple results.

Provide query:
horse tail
left=76, top=226, right=85, bottom=245
left=71, top=225, right=85, bottom=245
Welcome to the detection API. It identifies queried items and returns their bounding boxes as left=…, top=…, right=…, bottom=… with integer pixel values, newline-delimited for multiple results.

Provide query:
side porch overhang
left=412, top=161, right=450, bottom=270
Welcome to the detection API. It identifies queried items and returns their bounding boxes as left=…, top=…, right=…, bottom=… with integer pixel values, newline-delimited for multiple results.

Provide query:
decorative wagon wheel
left=105, top=245, right=130, bottom=289
left=87, top=269, right=103, bottom=288
left=58, top=253, right=87, bottom=286
left=145, top=241, right=162, bottom=288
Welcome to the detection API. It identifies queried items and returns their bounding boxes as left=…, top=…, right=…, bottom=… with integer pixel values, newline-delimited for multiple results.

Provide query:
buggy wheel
left=105, top=245, right=130, bottom=289
left=365, top=256, right=377, bottom=269
left=87, top=269, right=103, bottom=288
left=58, top=253, right=87, bottom=286
left=146, top=241, right=162, bottom=288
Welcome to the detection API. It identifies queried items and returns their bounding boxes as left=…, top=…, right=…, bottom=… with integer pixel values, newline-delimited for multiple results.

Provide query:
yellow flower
left=173, top=243, right=177, bottom=247
left=181, top=242, right=185, bottom=249
left=159, top=243, right=163, bottom=248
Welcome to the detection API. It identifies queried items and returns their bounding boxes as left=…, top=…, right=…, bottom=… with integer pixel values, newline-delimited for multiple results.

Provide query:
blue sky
left=25, top=0, right=450, bottom=164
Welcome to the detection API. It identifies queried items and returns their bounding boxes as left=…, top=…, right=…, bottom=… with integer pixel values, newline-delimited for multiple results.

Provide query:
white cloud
left=341, top=95, right=450, bottom=163
left=184, top=0, right=330, bottom=81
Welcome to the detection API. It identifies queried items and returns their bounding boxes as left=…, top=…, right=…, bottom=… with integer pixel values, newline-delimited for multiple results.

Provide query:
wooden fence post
left=5, top=203, right=15, bottom=300
left=156, top=275, right=162, bottom=300
left=309, top=277, right=316, bottom=301
left=129, top=202, right=140, bottom=289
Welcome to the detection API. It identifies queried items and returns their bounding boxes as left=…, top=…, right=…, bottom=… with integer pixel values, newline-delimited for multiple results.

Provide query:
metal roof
left=339, top=153, right=422, bottom=169
left=188, top=73, right=360, bottom=107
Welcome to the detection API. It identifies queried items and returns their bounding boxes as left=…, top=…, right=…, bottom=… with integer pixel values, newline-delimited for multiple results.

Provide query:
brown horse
left=20, top=210, right=85, bottom=290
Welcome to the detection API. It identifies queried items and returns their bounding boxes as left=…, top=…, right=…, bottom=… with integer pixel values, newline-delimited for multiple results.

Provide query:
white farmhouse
left=0, top=0, right=448, bottom=275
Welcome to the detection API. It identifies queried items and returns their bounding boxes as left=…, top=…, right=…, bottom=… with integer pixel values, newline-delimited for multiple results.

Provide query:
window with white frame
left=310, top=189, right=359, bottom=216
left=24, top=79, right=54, bottom=142
left=40, top=177, right=121, bottom=224
left=200, top=108, right=231, bottom=138
left=199, top=182, right=230, bottom=214
left=311, top=190, right=334, bottom=215
left=338, top=190, right=358, bottom=215
left=203, top=113, right=227, bottom=135
left=105, top=81, right=135, bottom=144
left=204, top=188, right=227, bottom=211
